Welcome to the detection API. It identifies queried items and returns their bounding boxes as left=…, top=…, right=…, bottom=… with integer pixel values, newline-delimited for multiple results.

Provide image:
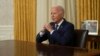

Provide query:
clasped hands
left=41, top=23, right=53, bottom=32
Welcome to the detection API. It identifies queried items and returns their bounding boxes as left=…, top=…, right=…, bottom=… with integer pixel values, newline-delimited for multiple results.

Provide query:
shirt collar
left=56, top=19, right=64, bottom=26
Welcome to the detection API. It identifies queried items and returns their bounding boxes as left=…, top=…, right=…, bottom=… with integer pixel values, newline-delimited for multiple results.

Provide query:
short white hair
left=51, top=5, right=64, bottom=16
left=51, top=5, right=64, bottom=14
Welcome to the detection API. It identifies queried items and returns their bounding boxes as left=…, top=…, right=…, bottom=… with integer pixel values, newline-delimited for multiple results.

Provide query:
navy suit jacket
left=36, top=19, right=75, bottom=46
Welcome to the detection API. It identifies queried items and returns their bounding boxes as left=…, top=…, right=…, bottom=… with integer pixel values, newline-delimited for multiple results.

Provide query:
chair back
left=74, top=30, right=88, bottom=48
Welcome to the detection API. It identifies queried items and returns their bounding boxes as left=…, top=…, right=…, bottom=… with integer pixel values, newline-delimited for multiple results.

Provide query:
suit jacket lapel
left=58, top=19, right=66, bottom=30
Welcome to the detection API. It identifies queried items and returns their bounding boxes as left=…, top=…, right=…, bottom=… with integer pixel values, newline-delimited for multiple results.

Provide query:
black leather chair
left=74, top=29, right=88, bottom=48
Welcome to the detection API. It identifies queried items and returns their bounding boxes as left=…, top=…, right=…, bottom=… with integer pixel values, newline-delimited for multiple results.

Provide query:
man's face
left=51, top=8, right=63, bottom=23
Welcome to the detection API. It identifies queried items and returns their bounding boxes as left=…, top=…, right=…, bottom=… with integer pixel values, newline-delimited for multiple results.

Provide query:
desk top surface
left=0, top=40, right=99, bottom=56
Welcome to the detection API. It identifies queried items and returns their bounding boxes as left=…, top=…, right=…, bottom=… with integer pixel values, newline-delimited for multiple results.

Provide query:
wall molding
left=0, top=25, right=14, bottom=40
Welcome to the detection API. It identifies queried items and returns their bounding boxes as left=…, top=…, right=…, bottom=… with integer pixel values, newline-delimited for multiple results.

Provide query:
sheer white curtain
left=36, top=0, right=76, bottom=33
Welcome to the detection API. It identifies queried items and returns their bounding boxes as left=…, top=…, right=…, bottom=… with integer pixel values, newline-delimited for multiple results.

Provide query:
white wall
left=0, top=0, right=14, bottom=40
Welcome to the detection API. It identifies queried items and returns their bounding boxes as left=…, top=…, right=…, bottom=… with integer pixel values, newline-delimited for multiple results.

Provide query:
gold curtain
left=76, top=0, right=100, bottom=31
left=14, top=0, right=36, bottom=42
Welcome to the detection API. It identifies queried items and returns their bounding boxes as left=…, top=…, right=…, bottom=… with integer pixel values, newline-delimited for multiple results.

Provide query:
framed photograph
left=81, top=20, right=98, bottom=35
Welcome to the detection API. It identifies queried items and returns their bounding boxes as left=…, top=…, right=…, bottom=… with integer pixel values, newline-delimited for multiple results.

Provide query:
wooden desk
left=0, top=40, right=100, bottom=56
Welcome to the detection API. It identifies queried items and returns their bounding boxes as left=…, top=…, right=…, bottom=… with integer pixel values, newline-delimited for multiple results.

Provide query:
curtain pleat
left=14, top=0, right=36, bottom=42
left=76, top=0, right=100, bottom=31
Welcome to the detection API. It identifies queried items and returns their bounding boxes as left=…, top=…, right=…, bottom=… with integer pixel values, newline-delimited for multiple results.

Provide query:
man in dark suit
left=36, top=5, right=75, bottom=46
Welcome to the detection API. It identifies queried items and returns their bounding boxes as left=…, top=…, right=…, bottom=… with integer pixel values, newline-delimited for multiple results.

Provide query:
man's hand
left=44, top=23, right=53, bottom=32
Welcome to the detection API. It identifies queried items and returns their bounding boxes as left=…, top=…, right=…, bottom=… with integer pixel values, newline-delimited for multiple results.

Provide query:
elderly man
left=36, top=5, right=75, bottom=46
